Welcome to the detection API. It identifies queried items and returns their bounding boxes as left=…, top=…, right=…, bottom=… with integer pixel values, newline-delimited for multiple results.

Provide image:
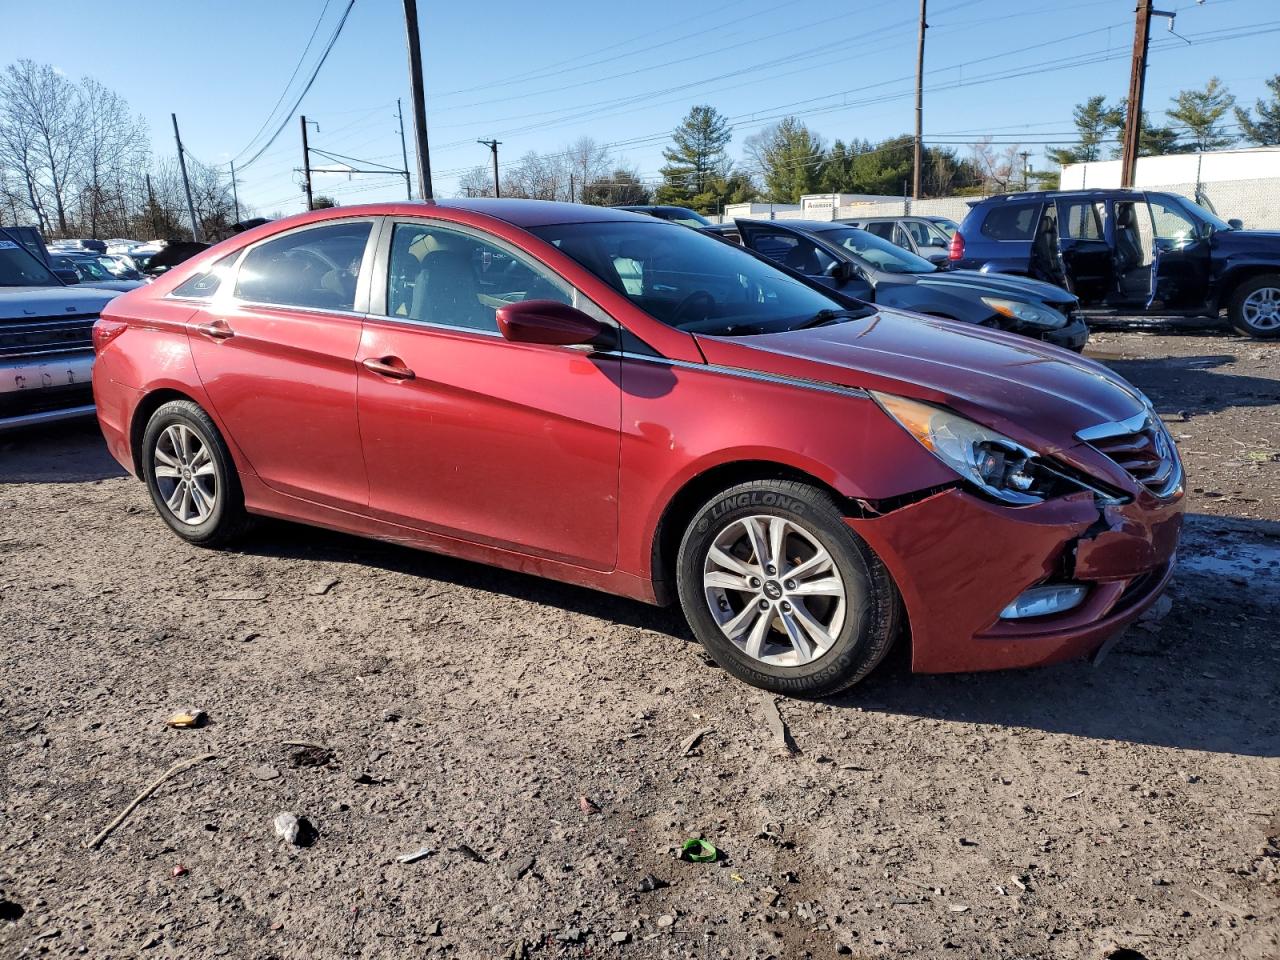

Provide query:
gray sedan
left=711, top=219, right=1088, bottom=351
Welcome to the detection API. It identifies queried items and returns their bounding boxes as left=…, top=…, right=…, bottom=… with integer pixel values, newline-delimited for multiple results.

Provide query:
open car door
left=1054, top=198, right=1113, bottom=305
left=1145, top=194, right=1212, bottom=310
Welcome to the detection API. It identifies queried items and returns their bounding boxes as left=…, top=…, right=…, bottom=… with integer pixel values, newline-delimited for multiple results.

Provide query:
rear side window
left=171, top=253, right=239, bottom=299
left=1058, top=200, right=1105, bottom=240
left=234, top=221, right=372, bottom=311
left=863, top=222, right=896, bottom=240
left=980, top=203, right=1042, bottom=241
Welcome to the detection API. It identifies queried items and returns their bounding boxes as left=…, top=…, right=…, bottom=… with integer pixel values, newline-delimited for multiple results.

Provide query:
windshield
left=529, top=220, right=869, bottom=336
left=0, top=239, right=59, bottom=286
left=61, top=256, right=113, bottom=281
left=819, top=227, right=936, bottom=274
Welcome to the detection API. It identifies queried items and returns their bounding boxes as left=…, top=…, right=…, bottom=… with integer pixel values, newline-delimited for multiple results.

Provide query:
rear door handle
left=195, top=320, right=234, bottom=341
left=362, top=357, right=415, bottom=381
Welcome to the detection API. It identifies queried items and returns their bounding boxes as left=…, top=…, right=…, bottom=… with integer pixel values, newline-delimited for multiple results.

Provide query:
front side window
left=980, top=202, right=1042, bottom=241
left=234, top=221, right=372, bottom=311
left=747, top=230, right=837, bottom=277
left=384, top=222, right=570, bottom=333
left=1147, top=196, right=1200, bottom=241
left=529, top=219, right=871, bottom=337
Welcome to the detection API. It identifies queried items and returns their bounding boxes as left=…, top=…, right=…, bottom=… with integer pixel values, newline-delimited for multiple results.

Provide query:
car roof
left=976, top=188, right=1150, bottom=203
left=735, top=218, right=858, bottom=235
left=273, top=198, right=654, bottom=230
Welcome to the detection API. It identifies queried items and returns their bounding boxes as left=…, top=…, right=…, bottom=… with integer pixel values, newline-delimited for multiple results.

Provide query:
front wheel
left=141, top=399, right=250, bottom=546
left=675, top=480, right=901, bottom=697
left=1228, top=275, right=1280, bottom=339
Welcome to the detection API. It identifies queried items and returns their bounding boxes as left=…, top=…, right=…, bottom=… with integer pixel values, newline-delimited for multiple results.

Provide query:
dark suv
left=950, top=189, right=1280, bottom=338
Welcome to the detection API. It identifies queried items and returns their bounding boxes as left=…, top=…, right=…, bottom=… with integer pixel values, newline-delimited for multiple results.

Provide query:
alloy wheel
left=702, top=514, right=848, bottom=667
left=1241, top=286, right=1280, bottom=332
left=153, top=423, right=218, bottom=525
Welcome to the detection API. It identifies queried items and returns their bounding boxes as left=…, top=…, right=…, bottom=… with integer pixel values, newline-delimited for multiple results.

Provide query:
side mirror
left=825, top=260, right=852, bottom=282
left=1228, top=218, right=1243, bottom=230
left=496, top=299, right=603, bottom=347
left=53, top=267, right=80, bottom=284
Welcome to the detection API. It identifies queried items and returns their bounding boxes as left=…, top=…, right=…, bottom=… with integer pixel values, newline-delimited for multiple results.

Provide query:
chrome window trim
left=596, top=350, right=868, bottom=399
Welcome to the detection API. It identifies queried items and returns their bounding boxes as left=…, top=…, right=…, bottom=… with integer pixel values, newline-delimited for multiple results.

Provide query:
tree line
left=1046, top=74, right=1280, bottom=176
left=0, top=59, right=240, bottom=241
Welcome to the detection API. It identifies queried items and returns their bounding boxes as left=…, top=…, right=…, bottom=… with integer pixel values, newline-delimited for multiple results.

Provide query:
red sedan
left=91, top=200, right=1183, bottom=696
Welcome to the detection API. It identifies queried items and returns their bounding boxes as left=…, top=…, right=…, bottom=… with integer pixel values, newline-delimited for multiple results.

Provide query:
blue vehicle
left=949, top=189, right=1280, bottom=339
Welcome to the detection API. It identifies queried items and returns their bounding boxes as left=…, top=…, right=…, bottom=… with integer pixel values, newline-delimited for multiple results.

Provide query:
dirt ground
left=1, top=325, right=1278, bottom=960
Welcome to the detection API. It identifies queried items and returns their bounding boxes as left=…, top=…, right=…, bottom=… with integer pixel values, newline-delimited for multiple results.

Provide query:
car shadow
left=1100, top=353, right=1279, bottom=417
left=0, top=420, right=128, bottom=484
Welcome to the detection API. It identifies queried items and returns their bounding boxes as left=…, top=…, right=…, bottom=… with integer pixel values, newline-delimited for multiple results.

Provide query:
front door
left=186, top=219, right=375, bottom=510
left=1145, top=194, right=1212, bottom=310
left=1054, top=198, right=1113, bottom=305
left=355, top=219, right=621, bottom=571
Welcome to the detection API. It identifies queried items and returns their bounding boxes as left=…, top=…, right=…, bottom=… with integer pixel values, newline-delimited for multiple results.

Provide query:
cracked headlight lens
left=873, top=392, right=1047, bottom=505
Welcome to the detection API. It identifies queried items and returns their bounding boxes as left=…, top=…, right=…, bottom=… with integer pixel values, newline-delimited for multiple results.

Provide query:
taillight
left=948, top=231, right=965, bottom=261
left=92, top=317, right=128, bottom=354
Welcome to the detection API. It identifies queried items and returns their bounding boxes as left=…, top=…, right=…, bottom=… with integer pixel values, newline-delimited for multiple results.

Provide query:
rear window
left=980, top=202, right=1042, bottom=241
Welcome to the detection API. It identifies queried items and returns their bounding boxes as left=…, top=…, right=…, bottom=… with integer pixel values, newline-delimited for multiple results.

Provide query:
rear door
left=185, top=219, right=375, bottom=510
left=1145, top=194, right=1212, bottom=310
left=355, top=217, right=621, bottom=571
left=1054, top=198, right=1113, bottom=304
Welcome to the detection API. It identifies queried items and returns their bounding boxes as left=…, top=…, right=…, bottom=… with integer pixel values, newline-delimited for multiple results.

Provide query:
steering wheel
left=672, top=290, right=716, bottom=327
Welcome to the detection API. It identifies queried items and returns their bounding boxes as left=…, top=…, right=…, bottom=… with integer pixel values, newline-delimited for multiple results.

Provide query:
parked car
left=711, top=219, right=1088, bottom=350
left=950, top=189, right=1280, bottom=338
left=838, top=215, right=959, bottom=265
left=615, top=204, right=711, bottom=228
left=94, top=199, right=1182, bottom=695
left=1, top=236, right=118, bottom=429
left=50, top=254, right=145, bottom=292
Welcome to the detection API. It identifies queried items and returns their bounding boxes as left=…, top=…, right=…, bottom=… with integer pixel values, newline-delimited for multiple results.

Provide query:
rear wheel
left=675, top=479, right=900, bottom=697
left=141, top=400, right=250, bottom=546
left=1228, top=274, right=1280, bottom=339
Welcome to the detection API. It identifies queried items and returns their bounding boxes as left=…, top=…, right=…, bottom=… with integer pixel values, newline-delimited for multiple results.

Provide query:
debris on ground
left=87, top=753, right=218, bottom=849
left=760, top=694, right=797, bottom=755
left=679, top=838, right=718, bottom=863
left=165, top=708, right=207, bottom=729
left=678, top=726, right=713, bottom=756
left=578, top=795, right=601, bottom=816
left=637, top=874, right=668, bottom=892
left=308, top=577, right=341, bottom=596
left=396, top=846, right=435, bottom=864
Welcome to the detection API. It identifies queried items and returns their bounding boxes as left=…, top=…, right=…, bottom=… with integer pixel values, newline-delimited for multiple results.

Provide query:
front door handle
left=362, top=356, right=415, bottom=381
left=195, top=319, right=234, bottom=341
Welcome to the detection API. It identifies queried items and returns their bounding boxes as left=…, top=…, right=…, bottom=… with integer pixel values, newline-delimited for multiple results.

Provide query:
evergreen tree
left=1168, top=77, right=1236, bottom=152
left=1235, top=74, right=1280, bottom=146
left=744, top=117, right=825, bottom=203
left=655, top=105, right=732, bottom=205
left=1046, top=95, right=1122, bottom=166
left=580, top=168, right=651, bottom=206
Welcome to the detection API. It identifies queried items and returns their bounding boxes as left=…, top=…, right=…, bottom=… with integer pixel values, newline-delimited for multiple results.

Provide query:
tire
left=141, top=399, right=250, bottom=547
left=675, top=479, right=900, bottom=697
left=1228, top=274, right=1280, bottom=339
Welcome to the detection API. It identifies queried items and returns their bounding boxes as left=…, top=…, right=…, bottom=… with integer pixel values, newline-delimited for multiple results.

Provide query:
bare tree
left=457, top=165, right=495, bottom=198
left=76, top=77, right=147, bottom=237
left=562, top=136, right=610, bottom=202
left=0, top=60, right=85, bottom=235
left=970, top=137, right=1023, bottom=193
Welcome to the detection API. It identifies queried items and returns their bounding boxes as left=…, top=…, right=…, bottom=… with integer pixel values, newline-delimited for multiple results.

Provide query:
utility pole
left=1019, top=150, right=1032, bottom=190
left=477, top=139, right=501, bottom=197
left=171, top=113, right=201, bottom=243
left=1121, top=0, right=1155, bottom=188
left=912, top=0, right=927, bottom=200
left=402, top=0, right=433, bottom=200
left=300, top=115, right=314, bottom=211
left=396, top=99, right=413, bottom=199
left=229, top=160, right=241, bottom=222
left=145, top=173, right=160, bottom=239
left=569, top=173, right=575, bottom=204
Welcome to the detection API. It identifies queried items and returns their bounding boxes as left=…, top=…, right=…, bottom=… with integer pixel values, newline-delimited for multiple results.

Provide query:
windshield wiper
left=794, top=308, right=867, bottom=330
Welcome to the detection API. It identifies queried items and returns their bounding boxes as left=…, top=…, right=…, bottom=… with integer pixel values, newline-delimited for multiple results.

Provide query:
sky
left=3, top=0, right=1278, bottom=218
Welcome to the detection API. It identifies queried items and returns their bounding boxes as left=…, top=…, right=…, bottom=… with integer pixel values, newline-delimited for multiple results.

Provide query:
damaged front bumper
left=848, top=486, right=1183, bottom=673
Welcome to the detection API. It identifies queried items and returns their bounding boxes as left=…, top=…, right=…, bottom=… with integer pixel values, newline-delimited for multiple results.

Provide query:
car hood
left=0, top=285, right=118, bottom=320
left=1213, top=229, right=1280, bottom=252
left=694, top=308, right=1145, bottom=455
left=907, top=269, right=1076, bottom=304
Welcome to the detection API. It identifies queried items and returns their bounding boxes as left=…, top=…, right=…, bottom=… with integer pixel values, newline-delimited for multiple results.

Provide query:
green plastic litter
left=680, top=838, right=718, bottom=862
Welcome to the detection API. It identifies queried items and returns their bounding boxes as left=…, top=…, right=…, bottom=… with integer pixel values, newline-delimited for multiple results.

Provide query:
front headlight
left=981, top=297, right=1067, bottom=330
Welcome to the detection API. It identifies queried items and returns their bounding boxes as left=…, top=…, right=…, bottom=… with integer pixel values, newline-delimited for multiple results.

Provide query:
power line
left=232, top=0, right=334, bottom=164
left=235, top=0, right=358, bottom=171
